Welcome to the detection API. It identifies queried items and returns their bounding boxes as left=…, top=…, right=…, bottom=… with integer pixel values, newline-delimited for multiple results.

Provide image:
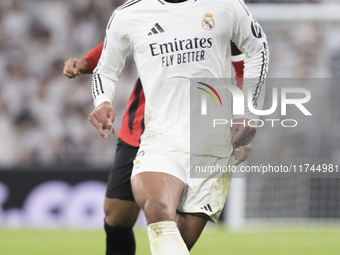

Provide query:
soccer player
left=88, top=0, right=268, bottom=254
left=63, top=40, right=249, bottom=255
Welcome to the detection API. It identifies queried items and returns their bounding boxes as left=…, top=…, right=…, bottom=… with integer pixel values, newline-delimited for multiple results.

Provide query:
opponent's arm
left=84, top=42, right=104, bottom=73
left=63, top=58, right=89, bottom=78
left=63, top=43, right=104, bottom=78
left=230, top=0, right=269, bottom=148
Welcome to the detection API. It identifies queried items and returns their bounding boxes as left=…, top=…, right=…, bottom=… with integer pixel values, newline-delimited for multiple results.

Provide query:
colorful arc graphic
left=196, top=82, right=223, bottom=106
left=196, top=87, right=217, bottom=105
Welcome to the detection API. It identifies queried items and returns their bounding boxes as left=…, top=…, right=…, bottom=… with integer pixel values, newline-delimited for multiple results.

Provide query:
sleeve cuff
left=94, top=95, right=113, bottom=108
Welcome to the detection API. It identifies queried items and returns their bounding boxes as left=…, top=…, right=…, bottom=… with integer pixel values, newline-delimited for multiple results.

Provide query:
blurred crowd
left=0, top=0, right=339, bottom=168
left=0, top=0, right=138, bottom=168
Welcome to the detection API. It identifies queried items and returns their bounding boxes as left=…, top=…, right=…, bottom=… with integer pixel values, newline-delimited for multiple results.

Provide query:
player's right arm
left=89, top=101, right=116, bottom=139
left=89, top=10, right=132, bottom=138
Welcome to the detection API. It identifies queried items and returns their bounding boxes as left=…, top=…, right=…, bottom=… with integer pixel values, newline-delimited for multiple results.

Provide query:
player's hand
left=230, top=118, right=257, bottom=149
left=63, top=58, right=88, bottom=78
left=89, top=101, right=116, bottom=139
left=234, top=143, right=251, bottom=166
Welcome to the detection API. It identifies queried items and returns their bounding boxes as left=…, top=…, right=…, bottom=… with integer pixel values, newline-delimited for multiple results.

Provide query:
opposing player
left=89, top=0, right=268, bottom=254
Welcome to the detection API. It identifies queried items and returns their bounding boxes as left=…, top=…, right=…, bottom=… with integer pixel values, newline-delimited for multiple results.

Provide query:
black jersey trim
left=120, top=0, right=139, bottom=8
left=97, top=74, right=104, bottom=94
left=108, top=0, right=143, bottom=29
left=91, top=78, right=97, bottom=99
left=128, top=79, right=143, bottom=134
left=93, top=75, right=99, bottom=96
left=159, top=0, right=194, bottom=5
left=231, top=41, right=242, bottom=56
left=237, top=0, right=249, bottom=16
left=252, top=42, right=268, bottom=107
left=111, top=0, right=140, bottom=19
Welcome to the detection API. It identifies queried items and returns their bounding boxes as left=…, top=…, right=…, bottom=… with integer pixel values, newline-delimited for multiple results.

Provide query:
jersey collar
left=157, top=0, right=196, bottom=7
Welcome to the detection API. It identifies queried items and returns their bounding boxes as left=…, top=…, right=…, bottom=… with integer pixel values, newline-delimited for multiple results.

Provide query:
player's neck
left=164, top=0, right=188, bottom=3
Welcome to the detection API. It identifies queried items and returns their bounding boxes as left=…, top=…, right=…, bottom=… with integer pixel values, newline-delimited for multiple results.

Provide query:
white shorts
left=131, top=135, right=234, bottom=223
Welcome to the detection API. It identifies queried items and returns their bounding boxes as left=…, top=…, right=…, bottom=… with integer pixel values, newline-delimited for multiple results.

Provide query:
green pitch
left=1, top=226, right=340, bottom=255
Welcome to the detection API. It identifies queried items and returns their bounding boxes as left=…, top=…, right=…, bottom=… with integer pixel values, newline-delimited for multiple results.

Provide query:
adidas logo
left=200, top=204, right=213, bottom=212
left=148, top=23, right=165, bottom=36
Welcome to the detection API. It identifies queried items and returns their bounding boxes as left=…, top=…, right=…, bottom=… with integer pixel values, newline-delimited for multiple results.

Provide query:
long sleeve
left=91, top=11, right=132, bottom=108
left=84, top=43, right=104, bottom=73
left=231, top=0, right=269, bottom=120
left=231, top=41, right=245, bottom=89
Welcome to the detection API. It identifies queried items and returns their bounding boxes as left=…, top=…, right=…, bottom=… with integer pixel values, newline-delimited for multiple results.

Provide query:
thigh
left=104, top=197, right=140, bottom=227
left=178, top=153, right=234, bottom=223
left=131, top=139, right=187, bottom=183
left=176, top=211, right=209, bottom=251
left=131, top=172, right=185, bottom=224
left=106, top=138, right=139, bottom=201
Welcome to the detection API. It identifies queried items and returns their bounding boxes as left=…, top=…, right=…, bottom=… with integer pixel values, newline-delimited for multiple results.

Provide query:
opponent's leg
left=104, top=198, right=140, bottom=255
left=176, top=211, right=209, bottom=250
left=104, top=198, right=140, bottom=226
left=132, top=172, right=189, bottom=255
left=104, top=138, right=140, bottom=255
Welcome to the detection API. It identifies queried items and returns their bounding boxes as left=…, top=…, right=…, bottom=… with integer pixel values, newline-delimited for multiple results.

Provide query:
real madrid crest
left=202, top=13, right=215, bottom=30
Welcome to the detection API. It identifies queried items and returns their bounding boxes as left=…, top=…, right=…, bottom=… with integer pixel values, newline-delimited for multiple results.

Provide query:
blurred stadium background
left=0, top=0, right=340, bottom=254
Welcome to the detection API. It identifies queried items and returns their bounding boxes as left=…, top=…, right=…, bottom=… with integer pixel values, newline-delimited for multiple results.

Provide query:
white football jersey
left=92, top=0, right=269, bottom=157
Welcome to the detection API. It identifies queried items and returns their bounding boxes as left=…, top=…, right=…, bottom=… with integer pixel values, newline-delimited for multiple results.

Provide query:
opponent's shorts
left=106, top=138, right=139, bottom=201
left=131, top=135, right=234, bottom=223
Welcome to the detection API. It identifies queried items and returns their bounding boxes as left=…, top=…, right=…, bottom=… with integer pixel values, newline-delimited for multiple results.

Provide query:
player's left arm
left=230, top=0, right=269, bottom=148
left=231, top=42, right=252, bottom=161
left=231, top=41, right=245, bottom=90
left=235, top=143, right=251, bottom=166
left=231, top=41, right=245, bottom=81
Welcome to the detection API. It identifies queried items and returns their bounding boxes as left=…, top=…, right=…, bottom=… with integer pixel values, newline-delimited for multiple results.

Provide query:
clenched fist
left=230, top=118, right=257, bottom=148
left=63, top=58, right=88, bottom=78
